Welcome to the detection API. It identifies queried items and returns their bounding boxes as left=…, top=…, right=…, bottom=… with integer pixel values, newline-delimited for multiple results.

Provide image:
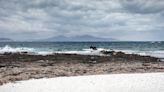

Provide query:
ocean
left=0, top=42, right=164, bottom=58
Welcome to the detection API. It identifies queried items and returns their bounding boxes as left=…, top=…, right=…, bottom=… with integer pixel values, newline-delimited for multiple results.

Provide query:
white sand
left=0, top=73, right=164, bottom=92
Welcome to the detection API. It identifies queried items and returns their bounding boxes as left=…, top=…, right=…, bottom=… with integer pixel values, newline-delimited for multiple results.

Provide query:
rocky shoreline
left=0, top=51, right=164, bottom=85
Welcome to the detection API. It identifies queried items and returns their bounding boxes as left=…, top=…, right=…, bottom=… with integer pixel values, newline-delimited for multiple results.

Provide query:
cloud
left=0, top=0, right=164, bottom=41
left=121, top=0, right=164, bottom=14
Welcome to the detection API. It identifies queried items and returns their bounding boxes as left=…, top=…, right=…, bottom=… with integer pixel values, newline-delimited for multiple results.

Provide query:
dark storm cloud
left=0, top=0, right=164, bottom=41
left=121, top=0, right=164, bottom=14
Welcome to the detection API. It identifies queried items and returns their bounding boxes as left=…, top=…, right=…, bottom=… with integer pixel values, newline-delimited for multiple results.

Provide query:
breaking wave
left=116, top=50, right=164, bottom=58
left=0, top=45, right=35, bottom=53
left=0, top=45, right=164, bottom=58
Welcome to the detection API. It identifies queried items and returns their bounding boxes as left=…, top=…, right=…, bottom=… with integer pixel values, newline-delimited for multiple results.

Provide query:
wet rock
left=3, top=52, right=12, bottom=55
left=0, top=53, right=163, bottom=85
left=20, top=52, right=28, bottom=54
left=89, top=56, right=97, bottom=64
left=142, top=63, right=150, bottom=66
left=100, top=50, right=114, bottom=55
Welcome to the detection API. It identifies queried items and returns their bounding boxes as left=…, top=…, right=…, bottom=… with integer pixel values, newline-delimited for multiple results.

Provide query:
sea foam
left=116, top=50, right=164, bottom=58
left=0, top=45, right=164, bottom=58
left=0, top=45, right=35, bottom=54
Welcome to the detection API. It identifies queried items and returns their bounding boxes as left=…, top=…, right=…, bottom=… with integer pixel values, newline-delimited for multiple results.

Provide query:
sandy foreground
left=0, top=73, right=164, bottom=92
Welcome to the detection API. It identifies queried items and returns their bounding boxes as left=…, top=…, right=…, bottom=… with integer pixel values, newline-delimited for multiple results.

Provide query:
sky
left=0, top=0, right=164, bottom=41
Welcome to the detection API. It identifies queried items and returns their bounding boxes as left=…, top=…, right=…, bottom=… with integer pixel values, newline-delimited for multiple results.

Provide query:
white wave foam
left=0, top=45, right=35, bottom=54
left=116, top=50, right=164, bottom=58
left=1, top=45, right=164, bottom=58
left=143, top=51, right=164, bottom=58
left=0, top=45, right=103, bottom=55
left=58, top=48, right=112, bottom=56
left=37, top=51, right=54, bottom=56
left=57, top=49, right=164, bottom=58
left=0, top=45, right=56, bottom=55
left=57, top=50, right=97, bottom=55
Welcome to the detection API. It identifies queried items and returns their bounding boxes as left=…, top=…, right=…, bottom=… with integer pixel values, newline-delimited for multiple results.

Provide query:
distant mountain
left=42, top=35, right=117, bottom=42
left=0, top=38, right=13, bottom=42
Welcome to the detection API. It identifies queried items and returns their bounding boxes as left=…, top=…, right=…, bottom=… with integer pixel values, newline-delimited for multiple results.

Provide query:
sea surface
left=0, top=42, right=164, bottom=58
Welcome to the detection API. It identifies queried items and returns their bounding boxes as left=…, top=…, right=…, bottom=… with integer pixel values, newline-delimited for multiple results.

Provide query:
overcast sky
left=0, top=0, right=164, bottom=41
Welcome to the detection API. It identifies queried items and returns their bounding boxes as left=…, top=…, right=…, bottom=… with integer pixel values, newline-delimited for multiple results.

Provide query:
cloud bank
left=0, top=0, right=164, bottom=41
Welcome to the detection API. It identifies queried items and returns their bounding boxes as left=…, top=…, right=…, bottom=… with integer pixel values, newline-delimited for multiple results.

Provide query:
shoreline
left=0, top=52, right=164, bottom=85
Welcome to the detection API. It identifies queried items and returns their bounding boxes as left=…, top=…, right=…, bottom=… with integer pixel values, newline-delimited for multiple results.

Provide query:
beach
left=1, top=0, right=164, bottom=91
left=0, top=52, right=164, bottom=85
left=1, top=73, right=164, bottom=92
